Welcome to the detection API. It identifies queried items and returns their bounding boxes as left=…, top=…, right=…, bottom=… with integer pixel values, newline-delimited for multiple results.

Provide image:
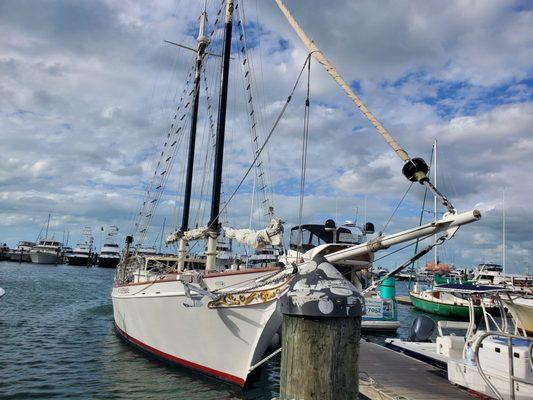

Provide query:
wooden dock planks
left=359, top=341, right=473, bottom=400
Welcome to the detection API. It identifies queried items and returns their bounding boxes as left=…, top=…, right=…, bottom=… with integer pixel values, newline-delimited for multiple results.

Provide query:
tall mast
left=159, top=217, right=166, bottom=254
left=45, top=213, right=51, bottom=239
left=181, top=3, right=209, bottom=233
left=433, top=139, right=438, bottom=266
left=503, top=188, right=506, bottom=275
left=206, top=0, right=234, bottom=271
left=177, top=3, right=209, bottom=270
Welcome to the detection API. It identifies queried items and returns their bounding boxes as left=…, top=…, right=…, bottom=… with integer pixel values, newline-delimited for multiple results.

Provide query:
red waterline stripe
left=114, top=324, right=246, bottom=387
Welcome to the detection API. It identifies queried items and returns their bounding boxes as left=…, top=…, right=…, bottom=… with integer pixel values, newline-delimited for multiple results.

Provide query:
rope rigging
left=204, top=54, right=313, bottom=229
left=234, top=0, right=275, bottom=224
left=296, top=56, right=311, bottom=258
left=132, top=61, right=196, bottom=244
left=131, top=0, right=226, bottom=246
left=168, top=53, right=312, bottom=254
left=274, top=0, right=456, bottom=214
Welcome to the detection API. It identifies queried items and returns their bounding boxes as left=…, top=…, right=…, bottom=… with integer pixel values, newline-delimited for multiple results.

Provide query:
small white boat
left=0, top=287, right=5, bottom=298
left=386, top=285, right=533, bottom=400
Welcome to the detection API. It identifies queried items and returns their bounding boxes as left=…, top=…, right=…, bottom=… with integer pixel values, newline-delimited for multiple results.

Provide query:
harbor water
left=0, top=261, right=430, bottom=399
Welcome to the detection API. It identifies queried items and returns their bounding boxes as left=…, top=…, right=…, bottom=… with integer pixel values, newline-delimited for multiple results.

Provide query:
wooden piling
left=278, top=255, right=364, bottom=400
left=280, top=315, right=361, bottom=400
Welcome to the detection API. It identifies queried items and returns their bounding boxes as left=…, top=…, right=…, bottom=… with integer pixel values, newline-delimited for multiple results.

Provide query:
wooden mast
left=177, top=4, right=209, bottom=270
left=206, top=0, right=234, bottom=271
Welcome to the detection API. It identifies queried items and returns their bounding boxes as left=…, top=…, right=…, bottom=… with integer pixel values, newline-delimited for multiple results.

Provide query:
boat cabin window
left=289, top=224, right=356, bottom=251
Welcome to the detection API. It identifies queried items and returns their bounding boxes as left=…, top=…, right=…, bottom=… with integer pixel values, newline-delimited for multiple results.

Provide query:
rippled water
left=0, top=261, right=427, bottom=399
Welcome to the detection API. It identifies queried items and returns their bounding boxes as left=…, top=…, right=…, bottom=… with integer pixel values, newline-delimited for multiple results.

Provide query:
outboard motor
left=407, top=315, right=436, bottom=342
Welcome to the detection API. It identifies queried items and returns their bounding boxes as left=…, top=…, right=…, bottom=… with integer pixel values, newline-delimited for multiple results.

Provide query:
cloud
left=0, top=0, right=531, bottom=272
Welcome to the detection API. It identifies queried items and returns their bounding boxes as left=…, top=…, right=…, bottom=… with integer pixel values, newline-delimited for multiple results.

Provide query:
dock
left=396, top=295, right=412, bottom=305
left=358, top=341, right=472, bottom=400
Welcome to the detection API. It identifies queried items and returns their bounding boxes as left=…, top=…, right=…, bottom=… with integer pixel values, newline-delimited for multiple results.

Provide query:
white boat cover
left=223, top=218, right=284, bottom=249
left=165, top=219, right=283, bottom=249
left=166, top=227, right=210, bottom=244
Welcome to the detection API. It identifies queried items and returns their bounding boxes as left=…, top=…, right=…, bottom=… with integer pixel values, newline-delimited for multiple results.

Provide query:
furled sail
left=223, top=218, right=284, bottom=249
left=166, top=227, right=210, bottom=244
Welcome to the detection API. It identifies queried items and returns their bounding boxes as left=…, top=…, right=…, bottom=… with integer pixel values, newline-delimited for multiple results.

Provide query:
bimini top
left=289, top=223, right=358, bottom=252
left=434, top=283, right=508, bottom=294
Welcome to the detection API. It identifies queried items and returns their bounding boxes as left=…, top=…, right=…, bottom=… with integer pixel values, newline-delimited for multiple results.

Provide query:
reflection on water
left=0, top=263, right=431, bottom=399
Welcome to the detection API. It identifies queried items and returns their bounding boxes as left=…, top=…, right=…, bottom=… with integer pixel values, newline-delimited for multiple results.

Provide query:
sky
left=0, top=0, right=532, bottom=273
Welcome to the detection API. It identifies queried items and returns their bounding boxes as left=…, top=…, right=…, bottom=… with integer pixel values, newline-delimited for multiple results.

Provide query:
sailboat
left=408, top=141, right=494, bottom=319
left=112, top=0, right=482, bottom=386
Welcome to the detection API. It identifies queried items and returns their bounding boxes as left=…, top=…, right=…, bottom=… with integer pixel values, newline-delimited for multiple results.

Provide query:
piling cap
left=278, top=255, right=365, bottom=318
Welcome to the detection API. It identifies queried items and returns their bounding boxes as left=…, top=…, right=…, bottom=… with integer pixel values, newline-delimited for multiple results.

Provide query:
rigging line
left=296, top=56, right=311, bottom=258
left=236, top=43, right=269, bottom=224
left=206, top=54, right=312, bottom=230
left=131, top=61, right=197, bottom=235
left=138, top=113, right=192, bottom=244
left=380, top=181, right=415, bottom=234
left=409, top=144, right=434, bottom=289
left=274, top=0, right=457, bottom=214
left=181, top=55, right=311, bottom=256
left=234, top=6, right=273, bottom=222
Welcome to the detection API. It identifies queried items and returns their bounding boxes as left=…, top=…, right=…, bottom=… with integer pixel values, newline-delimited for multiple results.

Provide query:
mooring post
left=278, top=255, right=365, bottom=400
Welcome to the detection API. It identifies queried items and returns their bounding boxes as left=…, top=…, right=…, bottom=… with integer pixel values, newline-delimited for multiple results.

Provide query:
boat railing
left=473, top=331, right=533, bottom=400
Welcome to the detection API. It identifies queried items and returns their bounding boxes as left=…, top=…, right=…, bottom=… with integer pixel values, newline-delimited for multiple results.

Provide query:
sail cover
left=223, top=218, right=284, bottom=249
left=165, top=219, right=284, bottom=248
left=166, top=227, right=210, bottom=244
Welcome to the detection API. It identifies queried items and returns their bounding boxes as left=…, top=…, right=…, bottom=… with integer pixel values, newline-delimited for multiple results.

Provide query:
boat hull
left=30, top=251, right=61, bottom=264
left=410, top=293, right=483, bottom=319
left=8, top=251, right=32, bottom=262
left=98, top=257, right=120, bottom=268
left=504, top=299, right=533, bottom=334
left=112, top=269, right=284, bottom=386
left=67, top=255, right=91, bottom=266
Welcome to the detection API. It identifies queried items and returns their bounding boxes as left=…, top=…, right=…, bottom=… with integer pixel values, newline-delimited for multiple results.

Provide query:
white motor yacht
left=8, top=241, right=35, bottom=262
left=98, top=226, right=121, bottom=268
left=68, top=227, right=95, bottom=266
left=30, top=240, right=63, bottom=264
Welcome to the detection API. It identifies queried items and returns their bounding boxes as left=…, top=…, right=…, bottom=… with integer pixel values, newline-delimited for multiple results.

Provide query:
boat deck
left=359, top=341, right=472, bottom=400
left=395, top=295, right=412, bottom=305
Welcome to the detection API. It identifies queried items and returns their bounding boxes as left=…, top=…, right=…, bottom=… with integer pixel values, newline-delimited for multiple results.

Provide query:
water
left=0, top=261, right=423, bottom=399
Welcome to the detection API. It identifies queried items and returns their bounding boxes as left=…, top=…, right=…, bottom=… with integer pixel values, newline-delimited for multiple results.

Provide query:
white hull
left=30, top=251, right=60, bottom=264
left=504, top=298, right=533, bottom=335
left=112, top=269, right=285, bottom=385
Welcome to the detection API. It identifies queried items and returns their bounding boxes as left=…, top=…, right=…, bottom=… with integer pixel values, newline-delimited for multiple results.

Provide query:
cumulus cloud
left=0, top=0, right=531, bottom=272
